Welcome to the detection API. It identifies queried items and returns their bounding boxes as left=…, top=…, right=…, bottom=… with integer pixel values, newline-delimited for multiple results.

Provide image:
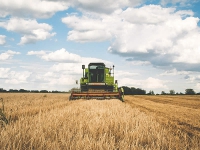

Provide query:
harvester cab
left=69, top=62, right=124, bottom=101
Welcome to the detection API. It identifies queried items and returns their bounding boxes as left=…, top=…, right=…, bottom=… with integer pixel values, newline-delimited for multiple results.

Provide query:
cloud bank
left=62, top=5, right=200, bottom=70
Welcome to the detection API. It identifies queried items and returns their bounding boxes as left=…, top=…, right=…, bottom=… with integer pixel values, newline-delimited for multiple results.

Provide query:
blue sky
left=0, top=0, right=200, bottom=94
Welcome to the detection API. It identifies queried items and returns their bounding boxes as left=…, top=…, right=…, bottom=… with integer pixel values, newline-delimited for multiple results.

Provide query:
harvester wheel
left=69, top=96, right=72, bottom=101
left=120, top=97, right=124, bottom=102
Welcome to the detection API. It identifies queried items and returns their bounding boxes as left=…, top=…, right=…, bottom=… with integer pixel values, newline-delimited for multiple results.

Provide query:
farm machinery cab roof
left=69, top=62, right=124, bottom=101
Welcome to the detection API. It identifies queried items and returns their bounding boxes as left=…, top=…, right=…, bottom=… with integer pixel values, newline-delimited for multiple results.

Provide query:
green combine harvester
left=69, top=62, right=124, bottom=101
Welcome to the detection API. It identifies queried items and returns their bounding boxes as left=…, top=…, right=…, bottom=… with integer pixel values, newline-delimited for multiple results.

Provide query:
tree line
left=121, top=86, right=146, bottom=95
left=120, top=86, right=199, bottom=95
left=0, top=87, right=199, bottom=95
left=0, top=88, right=68, bottom=93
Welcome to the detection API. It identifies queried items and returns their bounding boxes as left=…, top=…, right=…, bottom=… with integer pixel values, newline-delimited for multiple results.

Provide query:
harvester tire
left=120, top=97, right=124, bottom=102
left=69, top=96, right=72, bottom=101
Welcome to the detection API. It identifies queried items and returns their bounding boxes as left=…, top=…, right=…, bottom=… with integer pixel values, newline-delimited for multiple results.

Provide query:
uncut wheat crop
left=0, top=93, right=199, bottom=149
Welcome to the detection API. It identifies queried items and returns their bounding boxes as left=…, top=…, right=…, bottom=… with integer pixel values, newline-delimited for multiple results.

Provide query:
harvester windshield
left=89, top=63, right=105, bottom=83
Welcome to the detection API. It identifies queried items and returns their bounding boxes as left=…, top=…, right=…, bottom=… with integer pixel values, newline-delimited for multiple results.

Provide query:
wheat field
left=0, top=93, right=200, bottom=149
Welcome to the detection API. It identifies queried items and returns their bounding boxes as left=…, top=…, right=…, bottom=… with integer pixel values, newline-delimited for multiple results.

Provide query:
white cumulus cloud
left=0, top=50, right=20, bottom=61
left=5, top=71, right=32, bottom=84
left=144, top=77, right=168, bottom=89
left=0, top=0, right=68, bottom=18
left=0, top=68, right=10, bottom=78
left=62, top=15, right=112, bottom=42
left=160, top=0, right=192, bottom=6
left=0, top=35, right=6, bottom=45
left=195, top=83, right=200, bottom=92
left=108, top=5, right=200, bottom=58
left=119, top=77, right=168, bottom=90
left=0, top=18, right=56, bottom=45
left=0, top=67, right=31, bottom=84
left=41, top=48, right=82, bottom=62
left=160, top=68, right=189, bottom=76
left=0, top=0, right=143, bottom=18
left=27, top=51, right=47, bottom=56
left=27, top=48, right=112, bottom=65
left=71, top=0, right=142, bottom=14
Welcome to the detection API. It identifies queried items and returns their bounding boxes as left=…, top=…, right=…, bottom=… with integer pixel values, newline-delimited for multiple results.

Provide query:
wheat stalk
left=0, top=98, right=9, bottom=126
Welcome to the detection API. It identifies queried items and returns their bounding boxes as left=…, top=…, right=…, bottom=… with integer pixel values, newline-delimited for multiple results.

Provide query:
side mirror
left=82, top=65, right=85, bottom=78
left=82, top=65, right=85, bottom=69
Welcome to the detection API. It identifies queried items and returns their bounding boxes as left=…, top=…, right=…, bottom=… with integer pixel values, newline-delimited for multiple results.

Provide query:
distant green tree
left=119, top=86, right=146, bottom=95
left=161, top=91, right=166, bottom=95
left=136, top=88, right=146, bottom=95
left=147, top=90, right=154, bottom=95
left=52, top=90, right=60, bottom=93
left=169, top=90, right=175, bottom=95
left=40, top=90, right=48, bottom=93
left=151, top=90, right=155, bottom=95
left=122, top=86, right=132, bottom=95
left=131, top=87, right=146, bottom=95
left=31, top=90, right=39, bottom=93
left=19, top=89, right=29, bottom=93
left=9, top=89, right=18, bottom=92
left=185, top=89, right=195, bottom=95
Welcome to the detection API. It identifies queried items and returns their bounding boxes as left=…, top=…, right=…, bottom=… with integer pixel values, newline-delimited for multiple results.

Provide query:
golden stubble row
left=125, top=95, right=200, bottom=137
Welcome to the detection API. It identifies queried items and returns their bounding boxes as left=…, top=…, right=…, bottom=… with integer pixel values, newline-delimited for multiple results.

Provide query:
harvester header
left=69, top=62, right=124, bottom=101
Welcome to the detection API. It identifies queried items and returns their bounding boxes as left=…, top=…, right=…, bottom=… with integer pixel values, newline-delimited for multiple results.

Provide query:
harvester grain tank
left=69, top=62, right=124, bottom=101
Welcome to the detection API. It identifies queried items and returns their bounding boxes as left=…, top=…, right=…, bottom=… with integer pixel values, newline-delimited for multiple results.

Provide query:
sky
left=1, top=0, right=200, bottom=94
